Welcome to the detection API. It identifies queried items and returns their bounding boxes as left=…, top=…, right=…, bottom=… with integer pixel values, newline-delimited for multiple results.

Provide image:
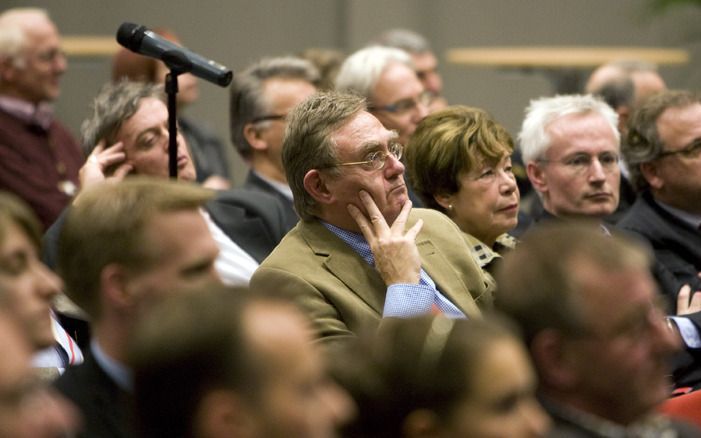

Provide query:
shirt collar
left=252, top=170, right=293, bottom=201
left=0, top=96, right=54, bottom=130
left=655, top=198, right=701, bottom=230
left=321, top=221, right=374, bottom=267
left=90, top=339, right=133, bottom=393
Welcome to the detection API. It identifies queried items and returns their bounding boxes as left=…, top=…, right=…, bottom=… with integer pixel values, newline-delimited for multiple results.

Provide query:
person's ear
left=303, top=169, right=334, bottom=205
left=526, top=161, right=548, bottom=194
left=640, top=161, right=664, bottom=191
left=194, top=390, right=258, bottom=438
left=0, top=57, right=20, bottom=83
left=433, top=193, right=453, bottom=212
left=530, top=329, right=580, bottom=389
left=100, top=264, right=134, bottom=310
left=243, top=123, right=268, bottom=152
left=402, top=409, right=442, bottom=438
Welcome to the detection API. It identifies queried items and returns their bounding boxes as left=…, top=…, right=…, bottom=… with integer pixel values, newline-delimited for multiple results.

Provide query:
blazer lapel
left=417, top=236, right=483, bottom=318
left=300, top=221, right=387, bottom=314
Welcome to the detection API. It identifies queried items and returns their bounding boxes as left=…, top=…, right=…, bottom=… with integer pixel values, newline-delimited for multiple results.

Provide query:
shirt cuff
left=383, top=283, right=435, bottom=317
left=669, top=316, right=701, bottom=349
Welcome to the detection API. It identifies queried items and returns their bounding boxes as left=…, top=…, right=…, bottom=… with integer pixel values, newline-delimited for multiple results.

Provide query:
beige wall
left=5, top=0, right=700, bottom=185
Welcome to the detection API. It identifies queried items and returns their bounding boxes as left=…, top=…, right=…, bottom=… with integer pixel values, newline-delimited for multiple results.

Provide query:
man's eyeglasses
left=326, top=142, right=403, bottom=171
left=657, top=139, right=701, bottom=160
left=369, top=91, right=431, bottom=114
left=538, top=152, right=620, bottom=175
left=250, top=114, right=287, bottom=124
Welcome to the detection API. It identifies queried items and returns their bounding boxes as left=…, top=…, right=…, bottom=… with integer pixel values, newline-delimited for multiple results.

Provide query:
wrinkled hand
left=347, top=190, right=423, bottom=285
left=79, top=140, right=132, bottom=189
left=676, top=279, right=701, bottom=316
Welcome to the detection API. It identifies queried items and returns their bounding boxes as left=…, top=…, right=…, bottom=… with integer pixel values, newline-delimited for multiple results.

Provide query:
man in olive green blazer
left=250, top=92, right=490, bottom=347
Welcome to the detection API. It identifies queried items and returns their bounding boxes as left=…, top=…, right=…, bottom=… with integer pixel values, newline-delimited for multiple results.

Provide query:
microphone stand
left=162, top=50, right=192, bottom=179
left=164, top=71, right=181, bottom=179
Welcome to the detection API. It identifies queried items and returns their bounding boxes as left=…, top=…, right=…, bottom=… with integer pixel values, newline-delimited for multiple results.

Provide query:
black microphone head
left=116, top=22, right=145, bottom=52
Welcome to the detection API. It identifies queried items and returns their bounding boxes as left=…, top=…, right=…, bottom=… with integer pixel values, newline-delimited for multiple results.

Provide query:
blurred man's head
left=58, top=178, right=219, bottom=323
left=496, top=222, right=680, bottom=425
left=130, top=285, right=353, bottom=438
left=0, top=8, right=66, bottom=104
left=373, top=28, right=446, bottom=111
left=336, top=46, right=429, bottom=146
left=520, top=94, right=621, bottom=219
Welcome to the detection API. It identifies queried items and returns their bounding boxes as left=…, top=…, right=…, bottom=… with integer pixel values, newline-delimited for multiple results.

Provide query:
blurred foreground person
left=54, top=178, right=221, bottom=438
left=130, top=285, right=353, bottom=438
left=496, top=222, right=701, bottom=436
left=337, top=315, right=550, bottom=438
left=0, top=191, right=82, bottom=377
left=0, top=309, right=79, bottom=437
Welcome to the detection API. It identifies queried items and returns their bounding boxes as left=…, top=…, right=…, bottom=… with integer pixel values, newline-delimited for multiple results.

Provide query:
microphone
left=116, top=22, right=233, bottom=87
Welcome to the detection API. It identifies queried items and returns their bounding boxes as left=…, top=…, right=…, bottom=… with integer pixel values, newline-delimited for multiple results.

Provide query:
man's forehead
left=119, top=97, right=165, bottom=140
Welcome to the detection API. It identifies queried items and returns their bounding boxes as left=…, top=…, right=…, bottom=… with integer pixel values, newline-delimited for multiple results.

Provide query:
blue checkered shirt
left=322, top=222, right=465, bottom=318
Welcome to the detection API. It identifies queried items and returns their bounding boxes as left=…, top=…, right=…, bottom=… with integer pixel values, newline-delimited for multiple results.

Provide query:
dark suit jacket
left=206, top=187, right=288, bottom=263
left=243, top=170, right=298, bottom=232
left=250, top=208, right=490, bottom=348
left=617, top=191, right=701, bottom=298
left=42, top=187, right=288, bottom=269
left=53, top=353, right=132, bottom=438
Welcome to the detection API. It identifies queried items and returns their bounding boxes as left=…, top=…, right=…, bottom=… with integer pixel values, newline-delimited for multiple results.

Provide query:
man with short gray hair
left=0, top=8, right=83, bottom=229
left=372, top=28, right=447, bottom=111
left=230, top=56, right=319, bottom=229
left=336, top=46, right=429, bottom=148
left=520, top=94, right=621, bottom=221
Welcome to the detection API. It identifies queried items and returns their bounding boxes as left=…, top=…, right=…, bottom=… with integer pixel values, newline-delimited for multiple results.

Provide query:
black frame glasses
left=657, top=140, right=701, bottom=160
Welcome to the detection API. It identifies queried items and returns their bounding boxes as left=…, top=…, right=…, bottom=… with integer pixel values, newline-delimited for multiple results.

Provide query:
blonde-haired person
left=406, top=105, right=519, bottom=277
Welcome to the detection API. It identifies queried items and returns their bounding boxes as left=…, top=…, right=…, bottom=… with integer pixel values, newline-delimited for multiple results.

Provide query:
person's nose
left=383, top=151, right=405, bottom=177
left=33, top=261, right=62, bottom=301
left=519, top=398, right=551, bottom=438
left=53, top=51, right=67, bottom=75
left=321, top=381, right=355, bottom=431
left=413, top=100, right=429, bottom=121
left=499, top=169, right=518, bottom=196
left=587, top=158, right=607, bottom=183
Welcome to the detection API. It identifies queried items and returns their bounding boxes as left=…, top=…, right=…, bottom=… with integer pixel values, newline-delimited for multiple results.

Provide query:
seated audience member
left=0, top=191, right=82, bottom=378
left=337, top=315, right=550, bottom=438
left=250, top=91, right=490, bottom=349
left=520, top=94, right=621, bottom=225
left=230, top=56, right=319, bottom=230
left=0, top=8, right=83, bottom=230
left=0, top=309, right=79, bottom=437
left=405, top=105, right=520, bottom=280
left=53, top=178, right=221, bottom=438
left=620, top=90, right=701, bottom=298
left=372, top=28, right=447, bottom=111
left=129, top=285, right=353, bottom=438
left=496, top=222, right=701, bottom=436
left=43, top=80, right=287, bottom=285
left=112, top=27, right=231, bottom=189
left=586, top=60, right=666, bottom=122
left=585, top=60, right=667, bottom=223
left=336, top=46, right=428, bottom=151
